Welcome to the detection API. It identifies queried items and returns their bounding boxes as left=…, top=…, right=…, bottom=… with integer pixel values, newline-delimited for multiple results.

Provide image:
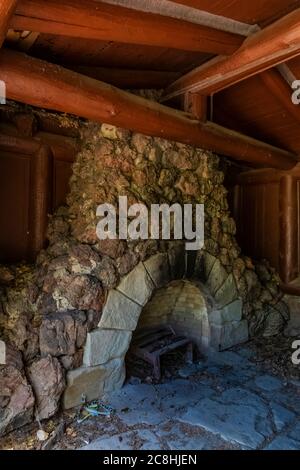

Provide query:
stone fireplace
left=63, top=251, right=248, bottom=408
left=0, top=115, right=289, bottom=435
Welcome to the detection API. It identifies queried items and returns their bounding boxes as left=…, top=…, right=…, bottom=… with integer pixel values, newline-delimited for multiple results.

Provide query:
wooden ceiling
left=214, top=74, right=300, bottom=154
left=170, top=0, right=300, bottom=25
left=28, top=34, right=212, bottom=73
left=1, top=0, right=300, bottom=170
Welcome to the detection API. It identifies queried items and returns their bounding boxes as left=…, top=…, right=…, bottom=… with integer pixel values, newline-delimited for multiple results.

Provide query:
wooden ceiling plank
left=0, top=48, right=297, bottom=170
left=213, top=75, right=300, bottom=154
left=259, top=69, right=300, bottom=126
left=169, top=0, right=300, bottom=26
left=0, top=0, right=18, bottom=47
left=25, top=34, right=213, bottom=73
left=11, top=0, right=243, bottom=55
left=163, top=8, right=300, bottom=99
left=66, top=66, right=181, bottom=89
left=102, top=0, right=255, bottom=36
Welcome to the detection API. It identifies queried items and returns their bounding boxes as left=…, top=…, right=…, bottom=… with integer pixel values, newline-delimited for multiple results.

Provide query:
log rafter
left=164, top=8, right=300, bottom=99
left=10, top=0, right=244, bottom=55
left=0, top=0, right=18, bottom=47
left=0, top=48, right=297, bottom=170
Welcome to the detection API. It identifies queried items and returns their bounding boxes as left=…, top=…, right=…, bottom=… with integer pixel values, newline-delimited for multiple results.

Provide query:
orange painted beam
left=183, top=93, right=207, bottom=121
left=11, top=0, right=243, bottom=55
left=164, top=8, right=300, bottom=99
left=0, top=0, right=17, bottom=47
left=0, top=48, right=297, bottom=170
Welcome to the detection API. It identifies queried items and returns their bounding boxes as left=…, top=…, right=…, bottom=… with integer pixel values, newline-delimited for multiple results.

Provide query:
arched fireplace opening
left=63, top=251, right=249, bottom=409
left=126, top=279, right=210, bottom=383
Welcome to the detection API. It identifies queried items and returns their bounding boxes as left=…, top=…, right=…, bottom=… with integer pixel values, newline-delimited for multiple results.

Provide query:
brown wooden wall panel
left=264, top=184, right=281, bottom=269
left=0, top=137, right=52, bottom=263
left=33, top=131, right=77, bottom=211
left=0, top=113, right=79, bottom=262
left=0, top=117, right=78, bottom=207
left=236, top=182, right=280, bottom=270
left=0, top=145, right=72, bottom=263
left=53, top=159, right=73, bottom=210
left=0, top=150, right=31, bottom=262
left=230, top=167, right=300, bottom=284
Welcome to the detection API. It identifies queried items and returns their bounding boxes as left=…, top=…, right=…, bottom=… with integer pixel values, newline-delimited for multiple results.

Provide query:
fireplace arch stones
left=63, top=250, right=248, bottom=409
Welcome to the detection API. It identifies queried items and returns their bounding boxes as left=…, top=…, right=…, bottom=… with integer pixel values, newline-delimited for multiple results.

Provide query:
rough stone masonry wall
left=0, top=116, right=289, bottom=435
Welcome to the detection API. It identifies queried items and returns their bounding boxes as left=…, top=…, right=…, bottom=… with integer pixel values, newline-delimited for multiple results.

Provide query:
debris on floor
left=0, top=338, right=299, bottom=451
left=77, top=402, right=114, bottom=424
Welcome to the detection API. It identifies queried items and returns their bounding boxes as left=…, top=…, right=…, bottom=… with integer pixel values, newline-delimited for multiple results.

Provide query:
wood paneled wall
left=230, top=167, right=300, bottom=285
left=0, top=140, right=52, bottom=262
left=0, top=118, right=79, bottom=262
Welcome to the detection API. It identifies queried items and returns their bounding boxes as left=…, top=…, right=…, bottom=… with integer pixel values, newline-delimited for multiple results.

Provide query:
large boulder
left=5, top=314, right=39, bottom=362
left=0, top=364, right=35, bottom=436
left=27, top=356, right=65, bottom=420
left=44, top=269, right=104, bottom=312
left=39, top=311, right=87, bottom=357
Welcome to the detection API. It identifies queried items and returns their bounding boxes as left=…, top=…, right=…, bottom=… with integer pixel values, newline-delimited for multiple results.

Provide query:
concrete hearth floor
left=80, top=344, right=300, bottom=451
